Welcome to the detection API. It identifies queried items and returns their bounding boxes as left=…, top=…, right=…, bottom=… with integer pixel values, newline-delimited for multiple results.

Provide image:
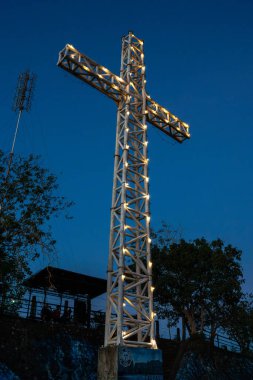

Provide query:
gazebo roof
left=23, top=266, right=107, bottom=299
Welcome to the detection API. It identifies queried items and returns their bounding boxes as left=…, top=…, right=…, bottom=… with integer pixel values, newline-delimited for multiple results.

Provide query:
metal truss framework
left=58, top=32, right=190, bottom=349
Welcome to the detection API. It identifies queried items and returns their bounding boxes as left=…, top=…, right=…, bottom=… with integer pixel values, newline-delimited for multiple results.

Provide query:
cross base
left=97, top=345, right=164, bottom=380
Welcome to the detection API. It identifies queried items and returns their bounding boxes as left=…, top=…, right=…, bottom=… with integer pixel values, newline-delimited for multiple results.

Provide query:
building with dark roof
left=22, top=266, right=107, bottom=327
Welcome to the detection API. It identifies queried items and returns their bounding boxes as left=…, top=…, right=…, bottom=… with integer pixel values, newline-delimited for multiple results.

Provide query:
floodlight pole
left=57, top=32, right=190, bottom=349
left=6, top=71, right=36, bottom=179
left=6, top=110, right=22, bottom=178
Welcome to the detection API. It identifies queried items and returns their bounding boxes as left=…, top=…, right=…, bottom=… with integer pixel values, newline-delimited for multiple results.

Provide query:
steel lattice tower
left=57, top=32, right=190, bottom=349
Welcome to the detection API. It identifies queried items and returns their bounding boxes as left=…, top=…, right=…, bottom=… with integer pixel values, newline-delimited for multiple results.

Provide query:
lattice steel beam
left=57, top=32, right=190, bottom=349
left=58, top=43, right=190, bottom=143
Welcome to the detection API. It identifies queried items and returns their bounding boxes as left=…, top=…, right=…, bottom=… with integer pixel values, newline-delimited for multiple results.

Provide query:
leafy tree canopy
left=152, top=227, right=244, bottom=338
left=225, top=293, right=253, bottom=352
left=0, top=150, right=73, bottom=303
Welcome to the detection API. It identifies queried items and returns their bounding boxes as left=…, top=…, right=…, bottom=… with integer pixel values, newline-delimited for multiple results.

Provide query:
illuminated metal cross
left=58, top=32, right=190, bottom=349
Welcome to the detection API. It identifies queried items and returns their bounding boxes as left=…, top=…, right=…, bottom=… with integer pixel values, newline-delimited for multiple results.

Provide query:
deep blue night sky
left=1, top=0, right=253, bottom=291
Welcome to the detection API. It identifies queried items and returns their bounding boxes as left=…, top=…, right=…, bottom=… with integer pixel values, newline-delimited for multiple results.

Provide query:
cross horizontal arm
left=146, top=96, right=190, bottom=143
left=57, top=44, right=190, bottom=143
left=57, top=44, right=126, bottom=102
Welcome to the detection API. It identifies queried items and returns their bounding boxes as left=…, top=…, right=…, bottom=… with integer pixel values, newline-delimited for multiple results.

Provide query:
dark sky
left=1, top=0, right=253, bottom=291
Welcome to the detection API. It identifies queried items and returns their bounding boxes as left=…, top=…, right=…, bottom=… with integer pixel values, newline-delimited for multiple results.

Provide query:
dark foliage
left=152, top=226, right=244, bottom=339
left=0, top=150, right=73, bottom=308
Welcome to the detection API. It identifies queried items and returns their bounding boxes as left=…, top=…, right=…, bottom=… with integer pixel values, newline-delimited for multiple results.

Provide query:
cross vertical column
left=105, top=32, right=155, bottom=348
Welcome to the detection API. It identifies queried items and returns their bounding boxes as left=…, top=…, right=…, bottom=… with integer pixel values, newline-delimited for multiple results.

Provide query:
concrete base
left=98, top=346, right=118, bottom=380
left=98, top=345, right=164, bottom=380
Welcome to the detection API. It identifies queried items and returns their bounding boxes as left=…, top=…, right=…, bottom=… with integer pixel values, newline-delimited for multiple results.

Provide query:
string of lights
left=57, top=31, right=190, bottom=349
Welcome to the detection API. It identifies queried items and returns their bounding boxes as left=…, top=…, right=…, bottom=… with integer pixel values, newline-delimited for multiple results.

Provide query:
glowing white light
left=101, top=66, right=109, bottom=73
left=151, top=311, right=156, bottom=319
left=82, top=65, right=90, bottom=72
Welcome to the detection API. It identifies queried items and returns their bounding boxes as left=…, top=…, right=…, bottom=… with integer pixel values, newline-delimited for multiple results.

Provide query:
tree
left=152, top=234, right=244, bottom=340
left=225, top=294, right=253, bottom=352
left=0, top=150, right=73, bottom=310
